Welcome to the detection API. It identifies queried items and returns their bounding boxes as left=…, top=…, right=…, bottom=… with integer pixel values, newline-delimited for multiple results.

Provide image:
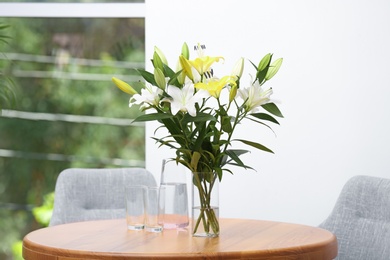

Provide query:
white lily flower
left=237, top=76, right=273, bottom=113
left=165, top=82, right=209, bottom=117
left=129, top=83, right=163, bottom=110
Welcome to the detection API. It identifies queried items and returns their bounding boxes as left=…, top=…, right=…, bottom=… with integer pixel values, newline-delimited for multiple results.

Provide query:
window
left=0, top=2, right=145, bottom=258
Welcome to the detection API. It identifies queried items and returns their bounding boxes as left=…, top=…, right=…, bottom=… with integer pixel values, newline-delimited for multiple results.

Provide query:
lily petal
left=179, top=55, right=194, bottom=81
left=188, top=56, right=224, bottom=75
left=195, top=76, right=236, bottom=98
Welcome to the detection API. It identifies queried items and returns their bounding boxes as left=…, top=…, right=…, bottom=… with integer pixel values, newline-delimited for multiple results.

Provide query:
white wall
left=145, top=0, right=390, bottom=226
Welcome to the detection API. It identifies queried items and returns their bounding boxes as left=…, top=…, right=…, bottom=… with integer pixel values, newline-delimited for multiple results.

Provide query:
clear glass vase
left=191, top=172, right=219, bottom=237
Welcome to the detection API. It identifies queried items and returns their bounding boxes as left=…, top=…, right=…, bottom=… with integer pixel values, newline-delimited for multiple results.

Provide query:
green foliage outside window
left=0, top=23, right=17, bottom=112
left=0, top=17, right=145, bottom=259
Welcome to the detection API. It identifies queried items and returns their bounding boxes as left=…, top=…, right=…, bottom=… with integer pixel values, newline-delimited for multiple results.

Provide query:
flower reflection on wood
left=112, top=42, right=283, bottom=237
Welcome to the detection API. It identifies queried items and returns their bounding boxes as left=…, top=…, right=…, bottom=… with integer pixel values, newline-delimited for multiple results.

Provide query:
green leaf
left=250, top=112, right=279, bottom=124
left=227, top=149, right=250, bottom=156
left=235, top=139, right=274, bottom=153
left=151, top=137, right=177, bottom=149
left=193, top=121, right=208, bottom=151
left=246, top=117, right=275, bottom=135
left=261, top=103, right=284, bottom=118
left=181, top=112, right=217, bottom=124
left=225, top=150, right=246, bottom=167
left=161, top=117, right=182, bottom=139
left=136, top=69, right=157, bottom=86
left=164, top=65, right=182, bottom=87
left=249, top=60, right=258, bottom=71
left=163, top=63, right=177, bottom=78
left=215, top=168, right=223, bottom=181
left=221, top=149, right=249, bottom=166
left=133, top=113, right=173, bottom=122
left=265, top=58, right=283, bottom=81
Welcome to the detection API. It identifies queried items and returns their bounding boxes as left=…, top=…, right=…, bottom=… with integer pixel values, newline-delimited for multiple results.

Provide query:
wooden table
left=23, top=218, right=337, bottom=260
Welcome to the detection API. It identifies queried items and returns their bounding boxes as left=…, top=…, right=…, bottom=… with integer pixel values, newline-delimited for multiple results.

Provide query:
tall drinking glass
left=160, top=159, right=189, bottom=229
left=145, top=186, right=165, bottom=233
left=125, top=185, right=146, bottom=230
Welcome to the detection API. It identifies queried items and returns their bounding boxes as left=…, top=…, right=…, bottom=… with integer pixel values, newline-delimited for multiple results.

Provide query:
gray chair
left=319, top=175, right=390, bottom=260
left=49, top=167, right=157, bottom=226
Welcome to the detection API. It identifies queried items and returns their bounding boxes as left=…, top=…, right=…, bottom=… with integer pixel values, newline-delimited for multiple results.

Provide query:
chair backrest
left=319, top=175, right=390, bottom=260
left=49, top=167, right=157, bottom=226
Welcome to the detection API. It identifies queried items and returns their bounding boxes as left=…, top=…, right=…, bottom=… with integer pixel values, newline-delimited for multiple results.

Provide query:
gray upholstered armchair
left=49, top=167, right=156, bottom=226
left=319, top=175, right=390, bottom=260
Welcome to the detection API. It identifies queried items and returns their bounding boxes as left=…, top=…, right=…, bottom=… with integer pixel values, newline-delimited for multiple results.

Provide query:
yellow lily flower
left=195, top=76, right=236, bottom=98
left=112, top=77, right=138, bottom=95
left=188, top=56, right=224, bottom=76
left=179, top=55, right=194, bottom=81
left=177, top=43, right=190, bottom=84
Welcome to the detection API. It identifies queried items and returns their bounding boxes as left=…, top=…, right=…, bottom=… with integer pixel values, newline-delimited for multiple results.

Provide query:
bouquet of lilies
left=112, top=43, right=283, bottom=236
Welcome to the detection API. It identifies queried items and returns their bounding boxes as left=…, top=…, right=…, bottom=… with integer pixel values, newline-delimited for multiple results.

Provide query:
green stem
left=193, top=172, right=219, bottom=236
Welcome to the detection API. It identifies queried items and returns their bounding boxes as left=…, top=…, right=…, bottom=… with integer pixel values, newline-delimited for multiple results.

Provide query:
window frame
left=0, top=2, right=145, bottom=18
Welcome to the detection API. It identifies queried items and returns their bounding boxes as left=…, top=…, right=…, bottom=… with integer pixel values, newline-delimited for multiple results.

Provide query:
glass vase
left=191, top=172, right=219, bottom=237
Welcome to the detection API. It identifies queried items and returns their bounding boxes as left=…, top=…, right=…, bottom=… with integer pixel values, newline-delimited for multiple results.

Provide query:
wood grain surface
left=23, top=218, right=337, bottom=260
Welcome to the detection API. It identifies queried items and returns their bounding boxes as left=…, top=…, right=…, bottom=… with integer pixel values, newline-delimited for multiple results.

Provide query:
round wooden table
left=23, top=218, right=337, bottom=260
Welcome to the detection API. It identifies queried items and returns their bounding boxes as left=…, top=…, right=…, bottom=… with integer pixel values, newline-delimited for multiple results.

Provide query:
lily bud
left=154, top=46, right=168, bottom=66
left=175, top=59, right=186, bottom=85
left=258, top=53, right=272, bottom=71
left=265, top=58, right=283, bottom=81
left=154, top=68, right=166, bottom=90
left=112, top=77, right=138, bottom=95
left=257, top=53, right=273, bottom=84
left=232, top=57, right=244, bottom=78
left=229, top=84, right=238, bottom=103
left=153, top=51, right=164, bottom=71
left=181, top=42, right=189, bottom=59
